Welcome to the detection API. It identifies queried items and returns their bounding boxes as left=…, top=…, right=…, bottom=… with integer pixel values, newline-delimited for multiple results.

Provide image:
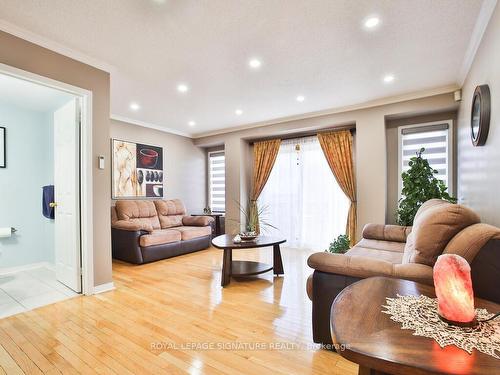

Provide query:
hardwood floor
left=0, top=247, right=358, bottom=374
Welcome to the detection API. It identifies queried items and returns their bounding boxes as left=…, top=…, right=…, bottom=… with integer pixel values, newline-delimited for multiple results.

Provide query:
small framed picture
left=0, top=127, right=5, bottom=168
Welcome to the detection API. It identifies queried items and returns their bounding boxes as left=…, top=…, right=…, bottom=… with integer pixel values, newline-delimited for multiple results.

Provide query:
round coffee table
left=211, top=234, right=286, bottom=287
left=330, top=277, right=500, bottom=375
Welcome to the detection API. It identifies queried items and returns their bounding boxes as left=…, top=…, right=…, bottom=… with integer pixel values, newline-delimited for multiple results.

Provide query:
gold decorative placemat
left=382, top=294, right=500, bottom=359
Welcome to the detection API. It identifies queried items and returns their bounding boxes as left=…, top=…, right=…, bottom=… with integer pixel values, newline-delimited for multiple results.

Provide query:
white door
left=54, top=98, right=81, bottom=293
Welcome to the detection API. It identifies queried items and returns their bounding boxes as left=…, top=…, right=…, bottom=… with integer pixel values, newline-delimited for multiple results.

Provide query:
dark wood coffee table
left=330, top=277, right=499, bottom=375
left=211, top=235, right=286, bottom=287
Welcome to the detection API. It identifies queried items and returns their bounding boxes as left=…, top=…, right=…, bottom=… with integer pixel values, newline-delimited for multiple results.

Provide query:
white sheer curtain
left=259, top=136, right=350, bottom=250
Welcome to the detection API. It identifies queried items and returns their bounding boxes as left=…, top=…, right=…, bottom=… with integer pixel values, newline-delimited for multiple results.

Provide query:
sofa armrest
left=307, top=252, right=394, bottom=279
left=112, top=219, right=153, bottom=232
left=362, top=223, right=412, bottom=243
left=182, top=216, right=214, bottom=226
left=307, top=252, right=434, bottom=285
left=393, top=263, right=434, bottom=285
left=111, top=228, right=146, bottom=264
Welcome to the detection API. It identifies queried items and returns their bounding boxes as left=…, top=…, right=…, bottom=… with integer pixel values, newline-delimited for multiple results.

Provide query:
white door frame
left=0, top=63, right=94, bottom=295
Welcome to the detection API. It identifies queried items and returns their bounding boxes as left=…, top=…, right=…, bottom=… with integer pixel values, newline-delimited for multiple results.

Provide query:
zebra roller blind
left=400, top=122, right=451, bottom=187
left=208, top=151, right=225, bottom=212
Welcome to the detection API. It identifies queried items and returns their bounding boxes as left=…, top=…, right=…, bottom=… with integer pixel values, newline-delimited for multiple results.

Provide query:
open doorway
left=0, top=72, right=88, bottom=318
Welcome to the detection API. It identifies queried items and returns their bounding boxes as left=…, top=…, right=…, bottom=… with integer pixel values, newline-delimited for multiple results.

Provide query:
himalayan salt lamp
left=433, top=254, right=477, bottom=327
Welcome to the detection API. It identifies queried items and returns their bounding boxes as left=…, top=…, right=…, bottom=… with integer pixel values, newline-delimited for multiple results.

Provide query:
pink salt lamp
left=433, top=254, right=477, bottom=327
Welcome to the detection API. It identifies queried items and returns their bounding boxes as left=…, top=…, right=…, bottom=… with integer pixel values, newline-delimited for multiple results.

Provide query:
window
left=208, top=151, right=225, bottom=212
left=259, top=136, right=350, bottom=249
left=398, top=121, right=453, bottom=196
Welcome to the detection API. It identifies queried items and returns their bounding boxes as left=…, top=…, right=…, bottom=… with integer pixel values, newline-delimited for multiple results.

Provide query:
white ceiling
left=0, top=0, right=488, bottom=137
left=0, top=73, right=74, bottom=113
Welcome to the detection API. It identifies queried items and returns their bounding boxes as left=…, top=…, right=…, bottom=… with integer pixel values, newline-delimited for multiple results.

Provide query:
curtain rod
left=248, top=125, right=355, bottom=145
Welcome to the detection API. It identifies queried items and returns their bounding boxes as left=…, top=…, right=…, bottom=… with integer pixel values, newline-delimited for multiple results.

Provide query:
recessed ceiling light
left=235, top=109, right=243, bottom=116
left=383, top=74, right=395, bottom=83
left=177, top=84, right=189, bottom=93
left=296, top=95, right=305, bottom=102
left=129, top=102, right=140, bottom=111
left=364, top=16, right=380, bottom=29
left=188, top=120, right=196, bottom=127
left=248, top=58, right=262, bottom=69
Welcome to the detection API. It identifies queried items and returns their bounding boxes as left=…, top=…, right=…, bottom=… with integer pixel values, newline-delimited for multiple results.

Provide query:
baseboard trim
left=0, top=261, right=54, bottom=276
left=93, top=282, right=116, bottom=295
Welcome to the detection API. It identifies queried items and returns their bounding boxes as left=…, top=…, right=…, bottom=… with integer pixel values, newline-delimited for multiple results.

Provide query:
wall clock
left=470, top=84, right=490, bottom=146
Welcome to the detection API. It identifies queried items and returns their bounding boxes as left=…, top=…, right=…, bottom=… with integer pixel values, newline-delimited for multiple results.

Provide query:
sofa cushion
left=347, top=245, right=403, bottom=264
left=154, top=199, right=187, bottom=228
left=173, top=226, right=211, bottom=241
left=443, top=223, right=500, bottom=263
left=182, top=216, right=214, bottom=226
left=139, top=229, right=181, bottom=247
left=362, top=224, right=411, bottom=243
left=115, top=200, right=160, bottom=230
left=413, top=198, right=449, bottom=222
left=356, top=238, right=406, bottom=253
left=402, top=200, right=480, bottom=266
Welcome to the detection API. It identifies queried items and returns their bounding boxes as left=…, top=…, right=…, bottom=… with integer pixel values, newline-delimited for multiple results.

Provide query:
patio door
left=259, top=136, right=350, bottom=249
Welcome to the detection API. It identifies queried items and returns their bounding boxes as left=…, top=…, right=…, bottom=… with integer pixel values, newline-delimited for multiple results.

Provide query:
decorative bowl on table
left=239, top=232, right=258, bottom=242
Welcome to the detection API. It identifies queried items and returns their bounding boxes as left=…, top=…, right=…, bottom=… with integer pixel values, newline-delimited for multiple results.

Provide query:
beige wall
left=385, top=111, right=458, bottom=224
left=195, top=93, right=457, bottom=240
left=0, top=31, right=112, bottom=286
left=457, top=3, right=500, bottom=226
left=110, top=120, right=206, bottom=212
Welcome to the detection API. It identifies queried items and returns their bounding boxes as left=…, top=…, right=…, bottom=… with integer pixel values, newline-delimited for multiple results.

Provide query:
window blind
left=401, top=123, right=450, bottom=185
left=208, top=151, right=225, bottom=212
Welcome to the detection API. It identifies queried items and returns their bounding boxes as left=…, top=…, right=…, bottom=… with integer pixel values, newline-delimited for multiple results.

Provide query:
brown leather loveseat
left=111, top=199, right=214, bottom=264
left=306, top=199, right=500, bottom=344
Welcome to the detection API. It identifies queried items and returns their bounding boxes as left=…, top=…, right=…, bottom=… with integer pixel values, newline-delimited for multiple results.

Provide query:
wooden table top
left=211, top=234, right=286, bottom=249
left=330, top=277, right=499, bottom=375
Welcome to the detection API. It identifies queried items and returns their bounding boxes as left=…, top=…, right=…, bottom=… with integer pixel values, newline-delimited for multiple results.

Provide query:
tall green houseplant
left=397, top=148, right=456, bottom=226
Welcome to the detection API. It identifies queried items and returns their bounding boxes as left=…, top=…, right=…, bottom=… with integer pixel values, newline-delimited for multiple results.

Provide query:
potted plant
left=236, top=200, right=277, bottom=241
left=397, top=148, right=456, bottom=226
left=325, top=234, right=350, bottom=254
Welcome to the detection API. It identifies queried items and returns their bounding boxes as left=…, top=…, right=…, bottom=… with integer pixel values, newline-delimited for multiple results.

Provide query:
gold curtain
left=250, top=139, right=281, bottom=231
left=251, top=139, right=281, bottom=201
left=317, top=130, right=357, bottom=245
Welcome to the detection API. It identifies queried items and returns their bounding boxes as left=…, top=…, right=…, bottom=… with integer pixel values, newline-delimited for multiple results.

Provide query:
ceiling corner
left=457, top=0, right=498, bottom=86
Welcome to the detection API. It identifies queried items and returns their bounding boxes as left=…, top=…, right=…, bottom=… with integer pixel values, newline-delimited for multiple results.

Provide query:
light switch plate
left=98, top=156, right=105, bottom=170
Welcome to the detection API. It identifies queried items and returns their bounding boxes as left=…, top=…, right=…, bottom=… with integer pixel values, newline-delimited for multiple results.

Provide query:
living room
left=1, top=1, right=499, bottom=374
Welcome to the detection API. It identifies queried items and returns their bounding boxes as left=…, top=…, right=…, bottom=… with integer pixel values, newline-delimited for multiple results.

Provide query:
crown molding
left=0, top=19, right=115, bottom=73
left=110, top=114, right=192, bottom=138
left=458, top=0, right=497, bottom=86
left=192, top=84, right=459, bottom=139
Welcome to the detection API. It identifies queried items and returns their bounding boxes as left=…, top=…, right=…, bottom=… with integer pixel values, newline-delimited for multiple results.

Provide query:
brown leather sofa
left=111, top=199, right=214, bottom=264
left=306, top=199, right=500, bottom=344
